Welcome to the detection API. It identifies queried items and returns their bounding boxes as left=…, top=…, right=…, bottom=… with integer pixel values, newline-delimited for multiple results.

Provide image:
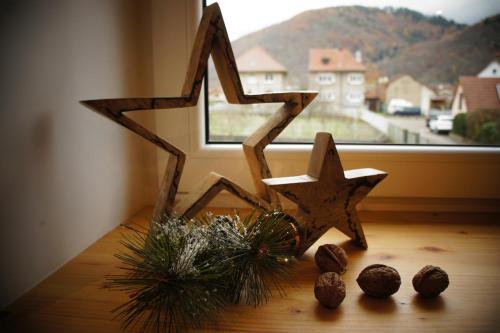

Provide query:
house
left=235, top=46, right=287, bottom=94
left=365, top=90, right=382, bottom=112
left=451, top=76, right=500, bottom=116
left=430, top=83, right=455, bottom=109
left=477, top=53, right=500, bottom=78
left=385, top=75, right=434, bottom=116
left=308, top=48, right=366, bottom=116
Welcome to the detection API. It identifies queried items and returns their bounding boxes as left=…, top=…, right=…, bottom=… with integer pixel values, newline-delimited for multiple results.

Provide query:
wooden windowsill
left=2, top=207, right=500, bottom=332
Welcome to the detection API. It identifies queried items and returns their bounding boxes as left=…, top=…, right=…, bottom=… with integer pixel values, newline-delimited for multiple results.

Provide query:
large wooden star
left=263, top=132, right=387, bottom=253
left=80, top=3, right=316, bottom=219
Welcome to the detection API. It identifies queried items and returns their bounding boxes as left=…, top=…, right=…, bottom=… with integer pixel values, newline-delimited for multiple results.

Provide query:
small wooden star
left=263, top=132, right=387, bottom=253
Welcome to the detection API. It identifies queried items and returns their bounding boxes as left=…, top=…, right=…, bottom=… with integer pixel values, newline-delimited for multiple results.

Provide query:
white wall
left=0, top=0, right=157, bottom=308
left=451, top=85, right=467, bottom=116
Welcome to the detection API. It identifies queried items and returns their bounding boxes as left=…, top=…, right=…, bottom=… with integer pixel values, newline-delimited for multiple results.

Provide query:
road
left=384, top=115, right=459, bottom=145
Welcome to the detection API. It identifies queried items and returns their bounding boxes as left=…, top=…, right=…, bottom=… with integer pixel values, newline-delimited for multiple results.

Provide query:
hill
left=212, top=6, right=500, bottom=87
left=376, top=14, right=500, bottom=84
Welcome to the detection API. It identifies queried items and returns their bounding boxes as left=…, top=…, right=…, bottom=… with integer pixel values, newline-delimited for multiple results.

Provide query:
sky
left=207, top=0, right=500, bottom=40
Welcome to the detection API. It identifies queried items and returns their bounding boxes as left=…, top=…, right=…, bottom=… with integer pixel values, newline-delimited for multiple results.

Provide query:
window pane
left=205, top=0, right=500, bottom=146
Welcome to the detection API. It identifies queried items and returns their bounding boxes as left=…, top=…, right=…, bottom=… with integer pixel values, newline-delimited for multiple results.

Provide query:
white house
left=235, top=46, right=287, bottom=94
left=385, top=75, right=434, bottom=116
left=308, top=48, right=365, bottom=116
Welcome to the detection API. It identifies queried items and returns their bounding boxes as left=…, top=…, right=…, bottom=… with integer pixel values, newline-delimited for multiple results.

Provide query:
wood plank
left=2, top=208, right=500, bottom=333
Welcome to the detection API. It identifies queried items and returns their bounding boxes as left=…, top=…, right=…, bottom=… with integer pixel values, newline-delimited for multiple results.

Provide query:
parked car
left=387, top=99, right=420, bottom=115
left=426, top=109, right=452, bottom=127
left=429, top=115, right=453, bottom=134
left=399, top=106, right=421, bottom=116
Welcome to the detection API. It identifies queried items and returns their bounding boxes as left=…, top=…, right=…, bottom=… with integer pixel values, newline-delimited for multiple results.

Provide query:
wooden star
left=80, top=3, right=316, bottom=219
left=263, top=132, right=387, bottom=253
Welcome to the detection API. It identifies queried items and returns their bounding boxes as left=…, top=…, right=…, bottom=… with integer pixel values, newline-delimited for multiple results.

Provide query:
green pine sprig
left=106, top=217, right=227, bottom=333
left=205, top=211, right=298, bottom=305
left=106, top=211, right=299, bottom=332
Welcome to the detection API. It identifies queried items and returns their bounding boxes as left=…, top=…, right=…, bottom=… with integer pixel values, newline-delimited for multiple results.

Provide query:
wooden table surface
left=2, top=208, right=500, bottom=333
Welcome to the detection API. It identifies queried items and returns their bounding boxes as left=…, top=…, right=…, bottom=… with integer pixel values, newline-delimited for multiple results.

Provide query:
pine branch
left=106, top=211, right=299, bottom=332
left=205, top=211, right=299, bottom=306
left=106, top=216, right=227, bottom=333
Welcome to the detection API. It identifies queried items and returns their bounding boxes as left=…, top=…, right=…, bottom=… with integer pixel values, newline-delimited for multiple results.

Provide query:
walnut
left=314, top=272, right=346, bottom=308
left=314, top=244, right=348, bottom=274
left=412, top=265, right=449, bottom=298
left=356, top=264, right=401, bottom=298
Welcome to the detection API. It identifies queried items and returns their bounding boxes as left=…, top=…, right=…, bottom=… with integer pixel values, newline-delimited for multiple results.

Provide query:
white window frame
left=316, top=73, right=335, bottom=85
left=246, top=75, right=257, bottom=85
left=347, top=73, right=364, bottom=85
left=264, top=72, right=274, bottom=83
left=320, top=91, right=335, bottom=101
left=346, top=92, right=363, bottom=103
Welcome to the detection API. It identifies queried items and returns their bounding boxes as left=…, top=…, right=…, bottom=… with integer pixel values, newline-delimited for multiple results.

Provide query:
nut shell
left=412, top=265, right=449, bottom=298
left=314, top=272, right=346, bottom=308
left=315, top=244, right=348, bottom=274
left=356, top=264, right=401, bottom=298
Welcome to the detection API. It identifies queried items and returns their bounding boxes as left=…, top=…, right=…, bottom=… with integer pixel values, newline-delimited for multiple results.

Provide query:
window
left=347, top=73, right=364, bottom=85
left=247, top=75, right=257, bottom=85
left=320, top=91, right=336, bottom=101
left=264, top=73, right=274, bottom=83
left=346, top=92, right=363, bottom=103
left=205, top=0, right=500, bottom=146
left=316, top=73, right=335, bottom=85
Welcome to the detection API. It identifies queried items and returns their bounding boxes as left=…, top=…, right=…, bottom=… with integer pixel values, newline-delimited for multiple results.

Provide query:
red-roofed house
left=235, top=46, right=287, bottom=94
left=451, top=77, right=500, bottom=116
left=308, top=48, right=366, bottom=114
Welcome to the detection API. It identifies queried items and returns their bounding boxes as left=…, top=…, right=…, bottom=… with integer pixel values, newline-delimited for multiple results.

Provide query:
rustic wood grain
left=80, top=2, right=317, bottom=219
left=175, top=172, right=272, bottom=218
left=243, top=94, right=316, bottom=208
left=263, top=133, right=387, bottom=253
left=3, top=207, right=500, bottom=333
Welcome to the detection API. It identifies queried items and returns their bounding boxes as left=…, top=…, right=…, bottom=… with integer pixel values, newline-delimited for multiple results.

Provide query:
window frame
left=316, top=72, right=335, bottom=85
left=201, top=0, right=500, bottom=151
left=347, top=72, right=364, bottom=85
left=264, top=72, right=274, bottom=83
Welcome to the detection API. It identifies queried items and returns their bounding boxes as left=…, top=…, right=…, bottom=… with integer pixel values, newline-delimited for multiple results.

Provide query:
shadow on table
left=337, top=240, right=367, bottom=256
left=411, top=294, right=446, bottom=312
left=357, top=294, right=397, bottom=314
left=314, top=303, right=344, bottom=321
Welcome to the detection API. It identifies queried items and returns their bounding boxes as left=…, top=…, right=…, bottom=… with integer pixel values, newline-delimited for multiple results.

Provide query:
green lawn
left=208, top=103, right=388, bottom=143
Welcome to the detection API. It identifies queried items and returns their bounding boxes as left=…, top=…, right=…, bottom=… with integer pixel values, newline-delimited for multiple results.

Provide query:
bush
left=477, top=122, right=500, bottom=144
left=452, top=113, right=467, bottom=136
left=466, top=108, right=500, bottom=141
